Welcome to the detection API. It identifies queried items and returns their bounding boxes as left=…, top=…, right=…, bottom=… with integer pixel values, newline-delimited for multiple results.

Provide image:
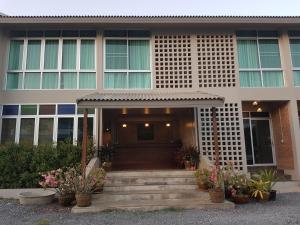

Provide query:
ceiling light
left=122, top=123, right=127, bottom=128
left=145, top=123, right=149, bottom=127
left=252, top=101, right=258, bottom=106
left=257, top=107, right=262, bottom=112
left=166, top=123, right=171, bottom=127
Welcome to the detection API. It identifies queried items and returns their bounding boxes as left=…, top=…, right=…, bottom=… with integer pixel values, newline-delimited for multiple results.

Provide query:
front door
left=243, top=114, right=275, bottom=166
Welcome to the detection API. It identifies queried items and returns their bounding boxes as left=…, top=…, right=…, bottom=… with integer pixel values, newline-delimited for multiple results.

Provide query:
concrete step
left=93, top=190, right=205, bottom=201
left=72, top=194, right=234, bottom=213
left=107, top=170, right=195, bottom=178
left=105, top=176, right=197, bottom=186
left=104, top=184, right=198, bottom=192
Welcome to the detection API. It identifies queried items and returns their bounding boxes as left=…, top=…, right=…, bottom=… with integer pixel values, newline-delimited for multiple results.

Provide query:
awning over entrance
left=76, top=91, right=225, bottom=108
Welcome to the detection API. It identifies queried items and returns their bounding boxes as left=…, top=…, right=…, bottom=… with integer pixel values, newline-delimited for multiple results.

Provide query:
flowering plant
left=39, top=170, right=59, bottom=188
left=209, top=166, right=224, bottom=190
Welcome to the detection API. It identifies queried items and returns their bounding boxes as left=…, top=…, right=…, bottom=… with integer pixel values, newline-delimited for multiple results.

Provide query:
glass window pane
left=105, top=40, right=127, bottom=69
left=243, top=119, right=253, bottom=165
left=80, top=40, right=95, bottom=69
left=237, top=40, right=259, bottom=69
left=62, top=40, right=77, bottom=69
left=129, top=40, right=150, bottom=70
left=80, top=30, right=96, bottom=37
left=61, top=72, right=77, bottom=89
left=6, top=72, right=23, bottom=90
left=1, top=118, right=16, bottom=144
left=58, top=104, right=75, bottom=115
left=290, top=39, right=300, bottom=67
left=45, top=30, right=61, bottom=37
left=19, top=118, right=35, bottom=145
left=77, top=117, right=93, bottom=143
left=77, top=108, right=95, bottom=114
left=28, top=31, right=43, bottom=37
left=8, top=40, right=24, bottom=70
left=262, top=71, right=284, bottom=87
left=38, top=118, right=53, bottom=144
left=57, top=118, right=74, bottom=142
left=294, top=71, right=300, bottom=86
left=259, top=40, right=281, bottom=68
left=79, top=72, right=96, bottom=89
left=44, top=40, right=59, bottom=69
left=128, top=30, right=151, bottom=37
left=26, top=40, right=41, bottom=69
left=39, top=105, right=56, bottom=115
left=21, top=105, right=37, bottom=115
left=42, top=72, right=58, bottom=89
left=104, top=30, right=127, bottom=37
left=104, top=72, right=127, bottom=89
left=239, top=71, right=262, bottom=87
left=24, top=72, right=40, bottom=89
left=129, top=72, right=151, bottom=89
left=2, top=105, right=19, bottom=115
left=62, top=30, right=79, bottom=37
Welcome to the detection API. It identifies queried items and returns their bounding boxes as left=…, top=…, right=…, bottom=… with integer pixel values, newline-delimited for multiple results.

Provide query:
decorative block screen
left=154, top=35, right=192, bottom=89
left=198, top=103, right=245, bottom=171
left=197, top=34, right=237, bottom=88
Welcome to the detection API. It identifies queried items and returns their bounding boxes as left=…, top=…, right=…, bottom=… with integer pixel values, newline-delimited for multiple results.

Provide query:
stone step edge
left=106, top=175, right=196, bottom=179
left=104, top=184, right=198, bottom=188
left=93, top=190, right=205, bottom=196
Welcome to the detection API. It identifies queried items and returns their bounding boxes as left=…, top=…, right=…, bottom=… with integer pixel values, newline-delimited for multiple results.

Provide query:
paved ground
left=1, top=193, right=300, bottom=225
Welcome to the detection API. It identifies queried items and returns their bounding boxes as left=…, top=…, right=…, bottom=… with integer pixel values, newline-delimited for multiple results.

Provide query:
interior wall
left=178, top=109, right=196, bottom=147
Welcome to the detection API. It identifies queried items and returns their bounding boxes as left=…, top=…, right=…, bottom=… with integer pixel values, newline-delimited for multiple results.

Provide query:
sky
left=0, top=0, right=300, bottom=16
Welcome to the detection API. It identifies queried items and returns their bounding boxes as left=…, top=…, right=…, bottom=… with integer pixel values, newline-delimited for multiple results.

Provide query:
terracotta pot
left=103, top=162, right=112, bottom=172
left=209, top=189, right=225, bottom=203
left=184, top=160, right=191, bottom=170
left=75, top=193, right=92, bottom=207
left=232, top=194, right=249, bottom=204
left=197, top=181, right=209, bottom=191
left=58, top=193, right=75, bottom=206
left=254, top=192, right=270, bottom=202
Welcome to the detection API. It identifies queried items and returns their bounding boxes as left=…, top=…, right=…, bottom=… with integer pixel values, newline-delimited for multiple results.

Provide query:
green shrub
left=0, top=140, right=95, bottom=188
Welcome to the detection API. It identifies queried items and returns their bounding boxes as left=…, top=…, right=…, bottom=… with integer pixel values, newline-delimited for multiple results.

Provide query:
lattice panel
left=154, top=35, right=192, bottom=89
left=198, top=103, right=245, bottom=171
left=197, top=34, right=236, bottom=88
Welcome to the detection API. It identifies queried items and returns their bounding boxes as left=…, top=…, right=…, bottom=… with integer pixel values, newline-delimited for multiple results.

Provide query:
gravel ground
left=1, top=193, right=300, bottom=225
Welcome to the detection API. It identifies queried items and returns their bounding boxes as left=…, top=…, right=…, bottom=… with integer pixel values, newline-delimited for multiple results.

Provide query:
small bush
left=0, top=140, right=94, bottom=188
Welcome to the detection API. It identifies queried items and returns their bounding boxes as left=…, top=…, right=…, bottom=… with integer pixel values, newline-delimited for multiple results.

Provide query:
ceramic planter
left=19, top=190, right=56, bottom=205
left=209, top=189, right=225, bottom=203
left=75, top=193, right=92, bottom=207
left=58, top=193, right=75, bottom=206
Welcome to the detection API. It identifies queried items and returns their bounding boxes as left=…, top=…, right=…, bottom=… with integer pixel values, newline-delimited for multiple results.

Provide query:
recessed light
left=252, top=101, right=258, bottom=106
left=257, top=107, right=262, bottom=112
left=166, top=123, right=171, bottom=127
left=122, top=123, right=127, bottom=128
left=145, top=123, right=149, bottom=127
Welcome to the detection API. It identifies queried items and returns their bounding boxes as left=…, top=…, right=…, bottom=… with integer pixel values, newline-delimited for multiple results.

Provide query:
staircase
left=72, top=170, right=234, bottom=213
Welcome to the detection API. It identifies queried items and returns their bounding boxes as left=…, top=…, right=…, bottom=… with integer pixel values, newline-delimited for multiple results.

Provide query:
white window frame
left=288, top=37, right=300, bottom=87
left=103, top=35, right=152, bottom=90
left=237, top=34, right=284, bottom=88
left=0, top=103, right=96, bottom=146
left=5, top=33, right=97, bottom=91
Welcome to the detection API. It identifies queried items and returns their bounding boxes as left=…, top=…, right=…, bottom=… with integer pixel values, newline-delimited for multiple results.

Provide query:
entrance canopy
left=77, top=91, right=225, bottom=108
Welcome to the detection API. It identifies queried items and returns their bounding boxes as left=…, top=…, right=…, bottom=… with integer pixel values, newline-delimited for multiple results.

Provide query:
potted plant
left=250, top=179, right=270, bottom=201
left=255, top=169, right=278, bottom=201
left=181, top=146, right=200, bottom=170
left=230, top=174, right=250, bottom=204
left=194, top=168, right=211, bottom=191
left=208, top=166, right=225, bottom=203
left=74, top=173, right=96, bottom=207
left=89, top=168, right=106, bottom=193
left=101, top=144, right=114, bottom=171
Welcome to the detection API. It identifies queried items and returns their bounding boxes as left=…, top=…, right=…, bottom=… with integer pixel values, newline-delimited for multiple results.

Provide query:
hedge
left=0, top=141, right=94, bottom=188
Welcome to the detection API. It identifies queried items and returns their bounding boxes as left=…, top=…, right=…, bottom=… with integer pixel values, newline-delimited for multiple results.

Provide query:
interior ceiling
left=103, top=108, right=194, bottom=116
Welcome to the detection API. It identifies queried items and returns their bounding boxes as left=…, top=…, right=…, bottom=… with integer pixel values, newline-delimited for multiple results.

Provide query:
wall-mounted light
left=144, top=123, right=150, bottom=127
left=105, top=128, right=111, bottom=132
left=257, top=107, right=262, bottom=112
left=121, top=108, right=127, bottom=115
left=122, top=123, right=127, bottom=128
left=144, top=108, right=150, bottom=115
left=252, top=101, right=258, bottom=106
left=165, top=108, right=171, bottom=114
left=166, top=123, right=171, bottom=127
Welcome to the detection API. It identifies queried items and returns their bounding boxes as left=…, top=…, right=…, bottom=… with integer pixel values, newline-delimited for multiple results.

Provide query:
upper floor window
left=288, top=30, right=300, bottom=87
left=104, top=30, right=151, bottom=89
left=5, top=30, right=96, bottom=90
left=236, top=30, right=284, bottom=88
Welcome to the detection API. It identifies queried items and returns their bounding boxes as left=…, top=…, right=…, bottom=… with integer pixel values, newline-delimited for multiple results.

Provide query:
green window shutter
left=293, top=71, right=300, bottom=86
left=262, top=71, right=284, bottom=87
left=21, top=105, right=37, bottom=115
left=105, top=40, right=127, bottom=69
left=104, top=72, right=127, bottom=89
left=239, top=71, right=262, bottom=87
left=80, top=40, right=95, bottom=69
left=60, top=72, right=77, bottom=89
left=44, top=40, right=59, bottom=69
left=290, top=39, right=300, bottom=67
left=24, top=72, right=41, bottom=89
left=42, top=72, right=58, bottom=89
left=26, top=40, right=41, bottom=70
left=62, top=40, right=77, bottom=69
left=8, top=40, right=24, bottom=70
left=129, top=40, right=150, bottom=70
left=79, top=72, right=96, bottom=89
left=6, top=72, right=23, bottom=89
left=259, top=40, right=281, bottom=68
left=128, top=72, right=151, bottom=89
left=237, top=40, right=259, bottom=69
